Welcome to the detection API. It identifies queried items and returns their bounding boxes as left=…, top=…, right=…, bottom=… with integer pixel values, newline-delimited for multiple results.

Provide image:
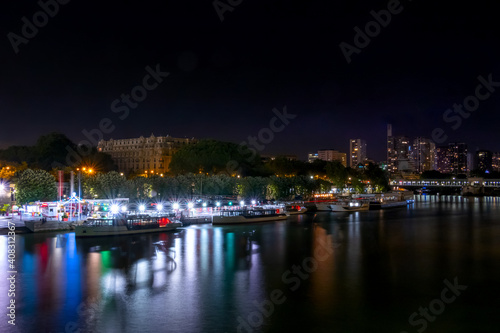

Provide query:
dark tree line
left=0, top=132, right=116, bottom=171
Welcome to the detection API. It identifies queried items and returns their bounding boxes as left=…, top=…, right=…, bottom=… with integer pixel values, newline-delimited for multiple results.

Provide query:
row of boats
left=75, top=191, right=414, bottom=237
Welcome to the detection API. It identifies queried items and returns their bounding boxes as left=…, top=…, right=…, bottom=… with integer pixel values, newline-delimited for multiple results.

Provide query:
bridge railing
left=390, top=179, right=500, bottom=187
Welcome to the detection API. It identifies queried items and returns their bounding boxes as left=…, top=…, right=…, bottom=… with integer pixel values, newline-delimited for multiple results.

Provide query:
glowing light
left=251, top=200, right=256, bottom=205
left=172, top=203, right=180, bottom=210
left=187, top=202, right=194, bottom=209
left=202, top=202, right=207, bottom=207
left=139, top=205, right=145, bottom=212
left=121, top=206, right=127, bottom=213
left=120, top=173, right=124, bottom=176
left=110, top=204, right=119, bottom=214
left=216, top=202, right=220, bottom=207
left=157, top=204, right=164, bottom=211
left=240, top=201, right=244, bottom=206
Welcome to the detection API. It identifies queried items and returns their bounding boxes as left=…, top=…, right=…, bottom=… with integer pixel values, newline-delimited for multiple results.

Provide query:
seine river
left=1, top=195, right=500, bottom=333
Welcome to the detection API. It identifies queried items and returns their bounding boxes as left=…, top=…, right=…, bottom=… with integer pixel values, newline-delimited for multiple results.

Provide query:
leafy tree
left=169, top=139, right=264, bottom=176
left=237, top=177, right=268, bottom=200
left=83, top=171, right=132, bottom=199
left=325, top=161, right=348, bottom=189
left=364, top=163, right=389, bottom=192
left=35, top=132, right=76, bottom=170
left=16, top=169, right=57, bottom=204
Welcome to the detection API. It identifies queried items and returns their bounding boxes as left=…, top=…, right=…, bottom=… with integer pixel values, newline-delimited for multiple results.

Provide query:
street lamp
left=139, top=204, right=145, bottom=213
left=251, top=200, right=256, bottom=205
left=187, top=202, right=194, bottom=209
left=172, top=203, right=180, bottom=210
left=240, top=200, right=245, bottom=207
left=216, top=201, right=220, bottom=207
left=157, top=204, right=164, bottom=212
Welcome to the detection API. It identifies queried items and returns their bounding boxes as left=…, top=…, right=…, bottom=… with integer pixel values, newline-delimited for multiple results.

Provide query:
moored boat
left=75, top=214, right=182, bottom=237
left=329, top=199, right=370, bottom=212
left=285, top=204, right=308, bottom=215
left=212, top=208, right=288, bottom=225
left=369, top=191, right=414, bottom=209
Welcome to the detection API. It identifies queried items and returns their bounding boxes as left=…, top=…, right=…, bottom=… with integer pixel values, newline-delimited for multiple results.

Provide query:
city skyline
left=1, top=1, right=500, bottom=162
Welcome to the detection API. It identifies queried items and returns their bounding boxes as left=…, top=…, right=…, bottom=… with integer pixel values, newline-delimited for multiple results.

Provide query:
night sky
left=1, top=0, right=499, bottom=162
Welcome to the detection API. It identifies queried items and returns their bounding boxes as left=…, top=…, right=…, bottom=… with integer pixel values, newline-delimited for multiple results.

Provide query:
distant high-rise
left=389, top=136, right=414, bottom=172
left=476, top=150, right=493, bottom=172
left=349, top=139, right=367, bottom=168
left=318, top=149, right=347, bottom=167
left=435, top=143, right=468, bottom=175
left=307, top=153, right=319, bottom=163
left=492, top=152, right=500, bottom=172
left=387, top=124, right=396, bottom=172
left=412, top=138, right=436, bottom=173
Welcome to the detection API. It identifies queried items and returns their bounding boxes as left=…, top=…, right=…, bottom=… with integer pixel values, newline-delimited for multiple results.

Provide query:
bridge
left=390, top=178, right=500, bottom=189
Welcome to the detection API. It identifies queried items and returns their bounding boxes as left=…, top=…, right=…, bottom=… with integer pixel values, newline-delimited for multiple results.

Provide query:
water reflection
left=1, top=196, right=500, bottom=332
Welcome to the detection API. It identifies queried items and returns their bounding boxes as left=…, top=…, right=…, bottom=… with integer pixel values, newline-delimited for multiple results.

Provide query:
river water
left=1, top=195, right=500, bottom=333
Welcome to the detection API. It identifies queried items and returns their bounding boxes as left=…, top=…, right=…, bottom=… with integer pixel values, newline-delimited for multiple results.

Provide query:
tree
left=325, top=161, right=348, bottom=189
left=169, top=139, right=264, bottom=176
left=237, top=177, right=268, bottom=200
left=16, top=169, right=57, bottom=204
left=83, top=171, right=132, bottom=199
left=34, top=132, right=76, bottom=170
left=364, top=163, right=389, bottom=192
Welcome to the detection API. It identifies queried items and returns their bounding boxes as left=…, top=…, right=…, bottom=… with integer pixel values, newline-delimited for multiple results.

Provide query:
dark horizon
left=1, top=0, right=499, bottom=161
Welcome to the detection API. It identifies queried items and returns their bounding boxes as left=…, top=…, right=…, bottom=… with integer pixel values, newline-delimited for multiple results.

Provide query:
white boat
left=367, top=191, right=414, bottom=209
left=311, top=202, right=336, bottom=211
left=329, top=200, right=370, bottom=212
left=212, top=208, right=288, bottom=225
left=75, top=214, right=182, bottom=237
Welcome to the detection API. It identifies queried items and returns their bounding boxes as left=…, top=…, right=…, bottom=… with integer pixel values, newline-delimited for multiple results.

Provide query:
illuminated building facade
left=387, top=130, right=414, bottom=173
left=349, top=139, right=367, bottom=168
left=476, top=150, right=493, bottom=172
left=308, top=153, right=319, bottom=163
left=493, top=152, right=500, bottom=172
left=97, top=134, right=196, bottom=174
left=412, top=137, right=436, bottom=173
left=317, top=149, right=347, bottom=167
left=435, top=143, right=468, bottom=175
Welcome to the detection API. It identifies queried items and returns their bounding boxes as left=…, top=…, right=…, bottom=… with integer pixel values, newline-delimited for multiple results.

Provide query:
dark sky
left=1, top=0, right=499, bottom=161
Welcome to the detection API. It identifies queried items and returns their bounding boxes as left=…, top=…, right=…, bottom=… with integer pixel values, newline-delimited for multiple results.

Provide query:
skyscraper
left=435, top=143, right=468, bottom=175
left=492, top=152, right=500, bottom=172
left=412, top=137, right=436, bottom=173
left=476, top=150, right=493, bottom=172
left=349, top=139, right=367, bottom=168
left=387, top=125, right=396, bottom=172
